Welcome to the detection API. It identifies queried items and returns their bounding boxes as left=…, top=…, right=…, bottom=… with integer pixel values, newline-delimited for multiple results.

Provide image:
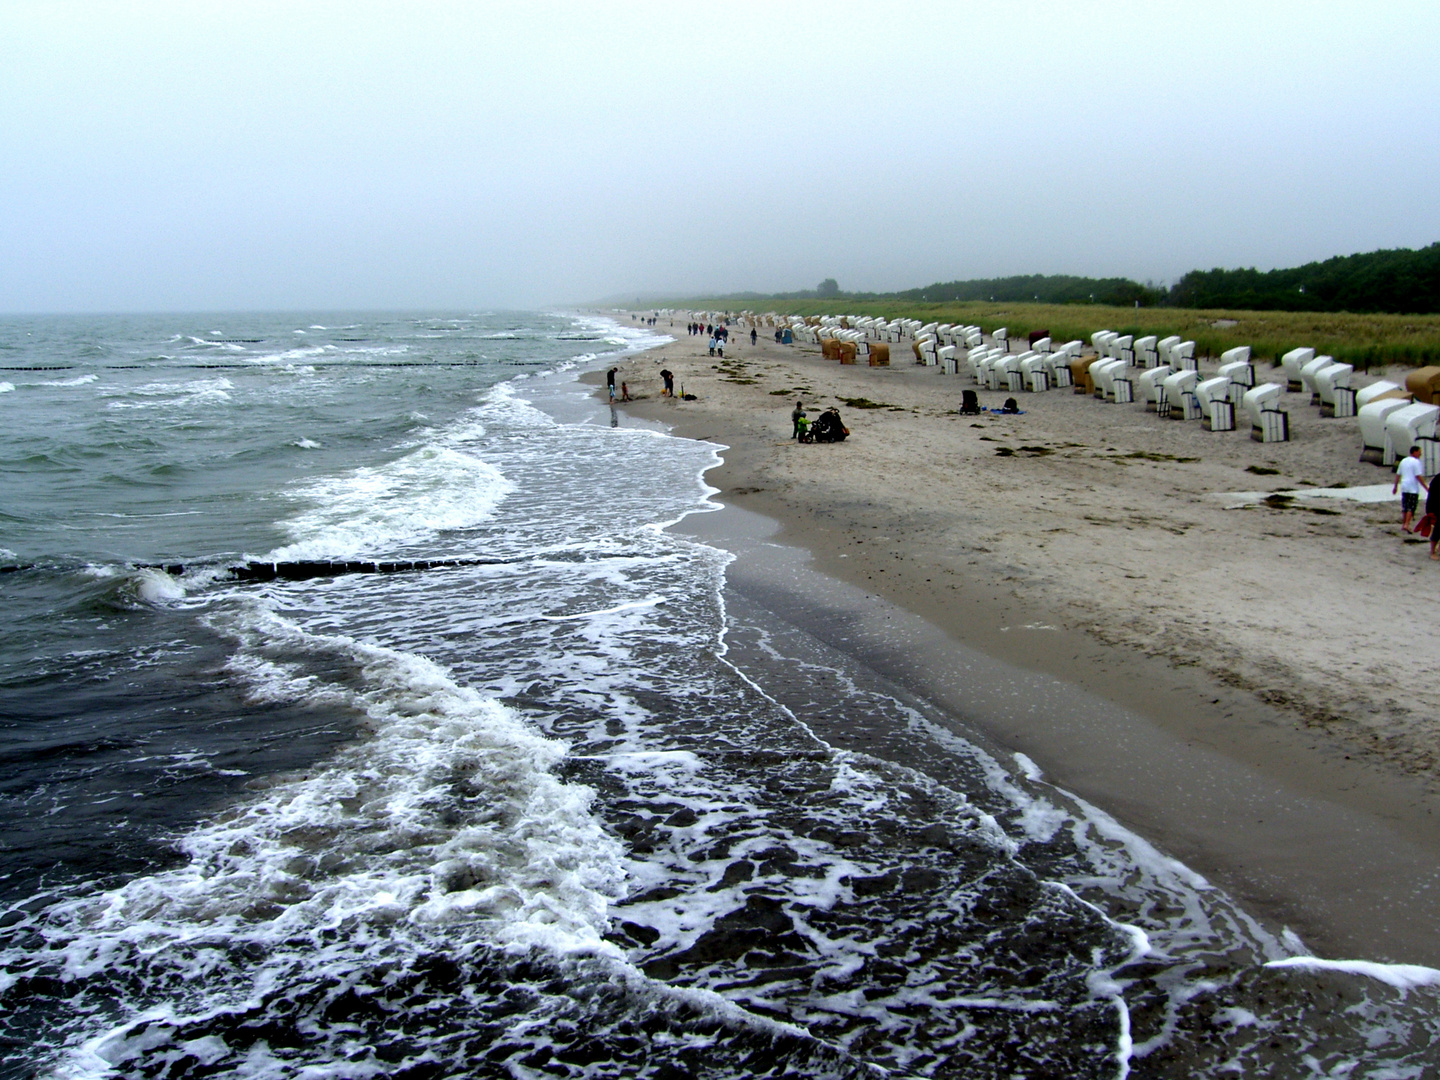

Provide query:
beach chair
left=1196, top=376, right=1236, bottom=431
left=1243, top=383, right=1290, bottom=442
left=1355, top=380, right=1407, bottom=408
left=1383, top=403, right=1440, bottom=466
left=1314, top=362, right=1355, bottom=417
left=1218, top=346, right=1251, bottom=366
left=1280, top=347, right=1315, bottom=391
left=980, top=351, right=1007, bottom=389
left=1157, top=336, right=1182, bottom=365
left=939, top=345, right=958, bottom=374
left=1217, top=355, right=1256, bottom=397
left=1030, top=336, right=1051, bottom=355
left=1071, top=355, right=1106, bottom=395
left=1300, top=355, right=1336, bottom=404
left=1020, top=353, right=1050, bottom=391
left=1134, top=336, right=1159, bottom=367
left=1091, top=358, right=1126, bottom=401
left=993, top=354, right=1024, bottom=392
left=1139, top=365, right=1173, bottom=411
left=1160, top=369, right=1201, bottom=419
left=1171, top=341, right=1197, bottom=371
left=1041, top=351, right=1073, bottom=389
left=1358, top=398, right=1407, bottom=462
left=1404, top=367, right=1440, bottom=405
left=1114, top=335, right=1135, bottom=366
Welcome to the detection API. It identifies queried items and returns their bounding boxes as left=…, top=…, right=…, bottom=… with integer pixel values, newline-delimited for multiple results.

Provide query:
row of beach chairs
left=710, top=309, right=1440, bottom=469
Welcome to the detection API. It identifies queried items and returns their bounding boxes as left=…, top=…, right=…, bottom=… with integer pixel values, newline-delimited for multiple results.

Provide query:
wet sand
left=594, top=321, right=1440, bottom=966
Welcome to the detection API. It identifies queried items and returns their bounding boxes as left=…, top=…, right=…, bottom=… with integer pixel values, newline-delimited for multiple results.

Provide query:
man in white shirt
left=1393, top=445, right=1429, bottom=533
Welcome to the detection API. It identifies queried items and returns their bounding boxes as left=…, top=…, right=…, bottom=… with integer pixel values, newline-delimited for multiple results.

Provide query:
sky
left=1, top=1, right=1437, bottom=312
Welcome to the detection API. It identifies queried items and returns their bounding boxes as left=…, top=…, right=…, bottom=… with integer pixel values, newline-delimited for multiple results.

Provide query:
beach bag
left=1418, top=514, right=1435, bottom=538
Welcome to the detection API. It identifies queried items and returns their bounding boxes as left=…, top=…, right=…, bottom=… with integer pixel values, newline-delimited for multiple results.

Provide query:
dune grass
left=696, top=299, right=1440, bottom=370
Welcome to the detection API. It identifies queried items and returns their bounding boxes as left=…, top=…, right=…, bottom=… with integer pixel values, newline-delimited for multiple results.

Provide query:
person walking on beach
left=750, top=327, right=757, bottom=346
left=606, top=367, right=618, bottom=402
left=620, top=381, right=631, bottom=402
left=791, top=401, right=806, bottom=439
left=1393, top=445, right=1428, bottom=532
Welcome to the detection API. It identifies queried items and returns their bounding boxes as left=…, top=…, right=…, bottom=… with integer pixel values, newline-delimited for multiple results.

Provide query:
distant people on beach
left=708, top=336, right=717, bottom=357
left=660, top=369, right=674, bottom=396
left=774, top=328, right=783, bottom=344
left=606, top=367, right=617, bottom=401
left=1395, top=446, right=1429, bottom=533
left=791, top=401, right=806, bottom=439
left=750, top=328, right=757, bottom=346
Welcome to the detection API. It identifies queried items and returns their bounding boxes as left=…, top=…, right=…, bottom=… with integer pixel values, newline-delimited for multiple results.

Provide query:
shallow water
left=1, top=311, right=1437, bottom=1078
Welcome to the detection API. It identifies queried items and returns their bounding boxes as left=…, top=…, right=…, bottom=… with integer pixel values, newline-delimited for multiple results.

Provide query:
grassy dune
left=698, top=299, right=1440, bottom=370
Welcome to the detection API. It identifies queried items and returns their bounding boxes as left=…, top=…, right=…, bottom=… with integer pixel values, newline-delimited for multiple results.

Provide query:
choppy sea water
left=1, top=311, right=1437, bottom=1079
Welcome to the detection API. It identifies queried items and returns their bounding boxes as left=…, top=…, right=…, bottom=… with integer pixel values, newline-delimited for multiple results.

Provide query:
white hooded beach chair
left=1134, top=335, right=1159, bottom=367
left=1358, top=398, right=1408, bottom=463
left=1089, top=358, right=1119, bottom=399
left=1243, top=383, right=1290, bottom=442
left=1157, top=335, right=1182, bottom=364
left=978, top=351, right=1005, bottom=388
left=1217, top=354, right=1256, bottom=403
left=1383, top=403, right=1440, bottom=466
left=1314, top=362, right=1355, bottom=417
left=939, top=345, right=958, bottom=374
left=1139, top=365, right=1173, bottom=410
left=1300, top=355, right=1336, bottom=403
left=1041, top=351, right=1074, bottom=388
left=1171, top=341, right=1197, bottom=371
left=969, top=347, right=997, bottom=382
left=1355, top=380, right=1407, bottom=408
left=1020, top=352, right=1050, bottom=391
left=1161, top=369, right=1201, bottom=419
left=1196, top=376, right=1236, bottom=431
left=1114, top=334, right=1135, bottom=366
left=1280, top=347, right=1315, bottom=391
left=993, top=353, right=1024, bottom=391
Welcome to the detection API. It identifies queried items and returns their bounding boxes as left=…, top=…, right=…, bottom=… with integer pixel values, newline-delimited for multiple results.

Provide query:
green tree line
left=731, top=243, right=1440, bottom=315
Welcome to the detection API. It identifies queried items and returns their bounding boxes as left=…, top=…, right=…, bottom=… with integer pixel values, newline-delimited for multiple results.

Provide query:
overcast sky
left=2, top=1, right=1437, bottom=312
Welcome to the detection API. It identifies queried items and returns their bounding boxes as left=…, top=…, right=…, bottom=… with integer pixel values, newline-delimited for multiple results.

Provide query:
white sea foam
left=103, top=377, right=234, bottom=410
left=0, top=382, right=13, bottom=394
left=1265, top=956, right=1440, bottom=991
left=132, top=568, right=186, bottom=605
left=39, top=373, right=99, bottom=387
left=265, top=444, right=514, bottom=561
left=290, top=437, right=321, bottom=449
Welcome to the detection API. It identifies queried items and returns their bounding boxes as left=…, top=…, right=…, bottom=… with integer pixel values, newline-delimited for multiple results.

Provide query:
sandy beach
left=597, top=318, right=1440, bottom=966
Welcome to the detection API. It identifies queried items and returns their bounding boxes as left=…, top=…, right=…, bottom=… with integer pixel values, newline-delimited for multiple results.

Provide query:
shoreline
left=587, top=317, right=1440, bottom=965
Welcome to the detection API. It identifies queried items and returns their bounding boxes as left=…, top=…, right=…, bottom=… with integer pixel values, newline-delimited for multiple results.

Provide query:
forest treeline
left=741, top=243, right=1440, bottom=315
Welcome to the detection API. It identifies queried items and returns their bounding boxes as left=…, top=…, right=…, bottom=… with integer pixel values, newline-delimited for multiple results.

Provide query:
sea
left=1, top=310, right=1437, bottom=1079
